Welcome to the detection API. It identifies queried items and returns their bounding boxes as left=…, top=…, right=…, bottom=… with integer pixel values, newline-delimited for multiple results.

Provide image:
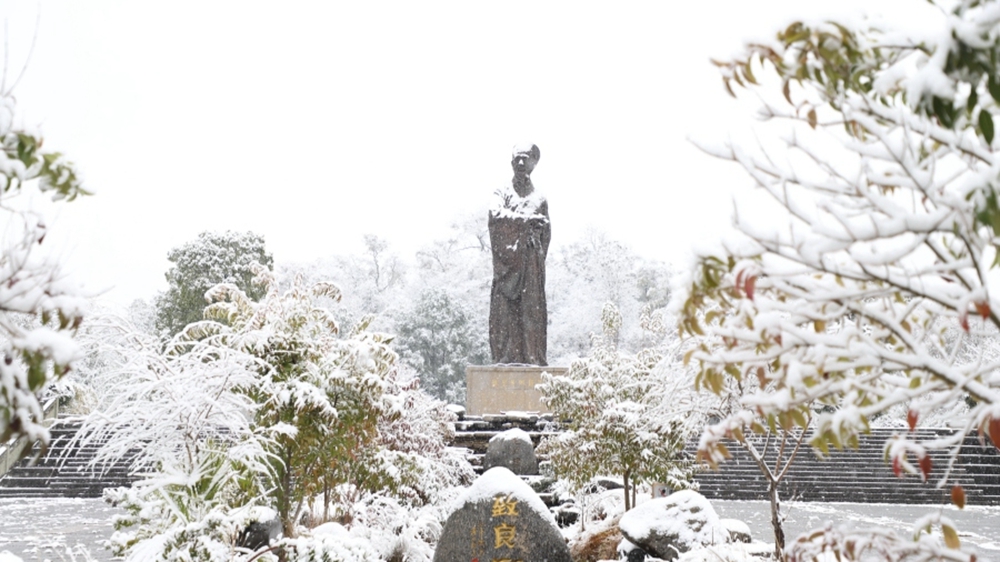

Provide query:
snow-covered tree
left=680, top=2, right=1000, bottom=558
left=278, top=234, right=407, bottom=336
left=539, top=303, right=702, bottom=511
left=394, top=213, right=490, bottom=401
left=394, top=288, right=488, bottom=404
left=0, top=92, right=88, bottom=446
left=285, top=217, right=491, bottom=402
left=70, top=309, right=267, bottom=561
left=193, top=267, right=397, bottom=540
left=82, top=267, right=468, bottom=561
left=154, top=231, right=273, bottom=337
left=548, top=230, right=673, bottom=362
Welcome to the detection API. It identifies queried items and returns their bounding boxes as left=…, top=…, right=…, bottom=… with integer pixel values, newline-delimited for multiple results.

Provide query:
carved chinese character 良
left=493, top=523, right=516, bottom=549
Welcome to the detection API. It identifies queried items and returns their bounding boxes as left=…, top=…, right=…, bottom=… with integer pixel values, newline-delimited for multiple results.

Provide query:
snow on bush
left=539, top=302, right=708, bottom=511
left=680, top=1, right=1000, bottom=559
left=80, top=267, right=469, bottom=561
left=0, top=92, right=88, bottom=447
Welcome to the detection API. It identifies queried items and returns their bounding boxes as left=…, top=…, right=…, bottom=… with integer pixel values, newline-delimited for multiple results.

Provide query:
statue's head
left=511, top=143, right=540, bottom=177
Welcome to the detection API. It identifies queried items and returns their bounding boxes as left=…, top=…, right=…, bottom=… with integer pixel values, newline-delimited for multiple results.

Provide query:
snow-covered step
left=692, top=429, right=1000, bottom=505
left=0, top=416, right=139, bottom=499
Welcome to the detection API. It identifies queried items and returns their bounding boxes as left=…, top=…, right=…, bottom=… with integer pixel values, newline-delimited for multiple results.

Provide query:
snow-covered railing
left=0, top=398, right=61, bottom=478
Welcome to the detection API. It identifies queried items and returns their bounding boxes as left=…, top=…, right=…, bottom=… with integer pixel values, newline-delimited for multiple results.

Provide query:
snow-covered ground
left=1, top=497, right=999, bottom=561
left=713, top=499, right=1000, bottom=560
left=0, top=498, right=121, bottom=561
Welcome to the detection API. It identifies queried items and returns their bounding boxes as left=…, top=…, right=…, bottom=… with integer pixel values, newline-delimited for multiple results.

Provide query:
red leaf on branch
left=907, top=410, right=918, bottom=432
left=990, top=417, right=1000, bottom=451
left=892, top=456, right=903, bottom=478
left=919, top=455, right=932, bottom=481
left=745, top=275, right=756, bottom=301
left=952, top=485, right=966, bottom=509
left=960, top=313, right=970, bottom=333
left=975, top=301, right=991, bottom=320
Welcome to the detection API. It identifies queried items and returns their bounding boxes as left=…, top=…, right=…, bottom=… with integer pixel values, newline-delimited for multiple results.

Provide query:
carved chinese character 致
left=493, top=523, right=516, bottom=548
left=491, top=495, right=519, bottom=517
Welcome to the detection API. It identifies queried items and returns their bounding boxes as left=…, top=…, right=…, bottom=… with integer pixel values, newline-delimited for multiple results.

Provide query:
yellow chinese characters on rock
left=493, top=524, right=516, bottom=549
left=491, top=495, right=522, bottom=562
left=492, top=495, right=519, bottom=517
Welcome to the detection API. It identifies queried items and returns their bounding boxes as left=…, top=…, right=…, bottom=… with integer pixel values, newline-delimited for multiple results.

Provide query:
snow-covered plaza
left=2, top=497, right=999, bottom=561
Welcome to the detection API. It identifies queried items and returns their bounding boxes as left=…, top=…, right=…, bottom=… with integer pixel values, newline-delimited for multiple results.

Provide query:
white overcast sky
left=1, top=1, right=931, bottom=305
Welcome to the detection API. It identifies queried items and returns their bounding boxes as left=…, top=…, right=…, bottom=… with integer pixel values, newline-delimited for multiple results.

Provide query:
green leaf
left=989, top=75, right=1000, bottom=104
left=980, top=110, right=995, bottom=144
left=942, top=524, right=961, bottom=549
left=790, top=408, right=807, bottom=428
left=933, top=96, right=956, bottom=129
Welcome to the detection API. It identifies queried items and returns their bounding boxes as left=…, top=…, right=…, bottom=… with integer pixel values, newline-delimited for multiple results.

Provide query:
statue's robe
left=488, top=184, right=550, bottom=365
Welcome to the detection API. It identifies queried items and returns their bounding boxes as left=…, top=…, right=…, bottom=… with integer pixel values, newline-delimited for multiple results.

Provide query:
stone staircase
left=691, top=428, right=1000, bottom=505
left=6, top=412, right=1000, bottom=505
left=0, top=417, right=139, bottom=498
left=452, top=416, right=1000, bottom=506
left=451, top=412, right=559, bottom=473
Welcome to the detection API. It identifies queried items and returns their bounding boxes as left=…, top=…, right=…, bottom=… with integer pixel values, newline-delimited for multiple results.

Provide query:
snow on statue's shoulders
left=491, top=184, right=546, bottom=219
left=489, top=427, right=532, bottom=444
left=458, top=466, right=555, bottom=524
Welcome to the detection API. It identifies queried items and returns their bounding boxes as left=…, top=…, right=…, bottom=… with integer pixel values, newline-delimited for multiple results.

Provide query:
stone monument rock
left=488, top=143, right=550, bottom=366
left=433, top=467, right=571, bottom=562
left=483, top=427, right=539, bottom=475
left=618, top=490, right=728, bottom=561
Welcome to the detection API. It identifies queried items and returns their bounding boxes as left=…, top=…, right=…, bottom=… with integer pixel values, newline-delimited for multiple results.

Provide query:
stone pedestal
left=465, top=365, right=567, bottom=415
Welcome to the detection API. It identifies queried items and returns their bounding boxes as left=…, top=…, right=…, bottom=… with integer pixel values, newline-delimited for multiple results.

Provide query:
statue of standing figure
left=488, top=143, right=550, bottom=366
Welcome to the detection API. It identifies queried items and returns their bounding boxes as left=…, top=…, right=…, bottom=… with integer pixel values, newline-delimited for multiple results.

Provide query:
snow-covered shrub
left=539, top=303, right=705, bottom=512
left=75, top=318, right=267, bottom=560
left=681, top=1, right=1000, bottom=558
left=0, top=92, right=88, bottom=446
left=84, top=266, right=470, bottom=560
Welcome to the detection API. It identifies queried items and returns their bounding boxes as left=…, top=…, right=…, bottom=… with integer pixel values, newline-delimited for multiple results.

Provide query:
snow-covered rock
left=719, top=518, right=751, bottom=543
left=445, top=404, right=465, bottom=420
left=483, top=427, right=538, bottom=475
left=618, top=537, right=647, bottom=562
left=676, top=542, right=774, bottom=562
left=433, top=467, right=569, bottom=562
left=311, top=522, right=350, bottom=539
left=618, top=490, right=727, bottom=561
left=236, top=506, right=281, bottom=551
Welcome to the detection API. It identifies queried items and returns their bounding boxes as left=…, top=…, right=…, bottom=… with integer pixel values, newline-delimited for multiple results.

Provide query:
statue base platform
left=465, top=365, right=568, bottom=416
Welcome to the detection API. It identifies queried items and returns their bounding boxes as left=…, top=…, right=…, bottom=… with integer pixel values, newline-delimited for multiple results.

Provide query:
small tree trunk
left=623, top=470, right=632, bottom=511
left=769, top=482, right=784, bottom=560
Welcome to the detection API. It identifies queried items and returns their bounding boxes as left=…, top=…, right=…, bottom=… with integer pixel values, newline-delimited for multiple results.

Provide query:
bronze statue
left=488, top=143, right=550, bottom=365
